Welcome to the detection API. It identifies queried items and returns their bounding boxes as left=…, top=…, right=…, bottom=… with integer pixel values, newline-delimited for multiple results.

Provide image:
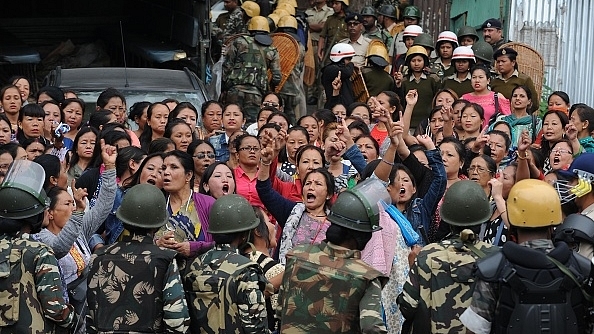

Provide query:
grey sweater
left=35, top=169, right=117, bottom=258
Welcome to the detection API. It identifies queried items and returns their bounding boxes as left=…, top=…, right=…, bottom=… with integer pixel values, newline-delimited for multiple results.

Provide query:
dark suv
left=43, top=66, right=211, bottom=128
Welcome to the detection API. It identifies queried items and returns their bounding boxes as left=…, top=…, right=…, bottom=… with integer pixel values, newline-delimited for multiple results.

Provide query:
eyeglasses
left=262, top=101, right=279, bottom=108
left=467, top=165, right=490, bottom=174
left=238, top=146, right=259, bottom=152
left=347, top=22, right=361, bottom=27
left=551, top=149, right=572, bottom=155
left=193, top=152, right=215, bottom=159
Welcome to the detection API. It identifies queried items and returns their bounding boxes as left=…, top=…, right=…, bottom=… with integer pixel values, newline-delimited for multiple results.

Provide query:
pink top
left=461, top=91, right=511, bottom=129
left=234, top=165, right=265, bottom=209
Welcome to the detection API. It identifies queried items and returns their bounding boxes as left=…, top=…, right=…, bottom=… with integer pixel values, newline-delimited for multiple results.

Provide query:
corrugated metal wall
left=416, top=0, right=452, bottom=39
left=509, top=0, right=594, bottom=106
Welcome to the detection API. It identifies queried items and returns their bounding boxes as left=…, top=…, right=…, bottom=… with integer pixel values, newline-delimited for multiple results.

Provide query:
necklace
left=306, top=211, right=327, bottom=218
left=167, top=189, right=193, bottom=214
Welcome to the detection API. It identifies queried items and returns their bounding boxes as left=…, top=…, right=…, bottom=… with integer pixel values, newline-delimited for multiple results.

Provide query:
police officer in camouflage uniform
left=185, top=194, right=272, bottom=333
left=277, top=179, right=388, bottom=333
left=223, top=16, right=282, bottom=124
left=0, top=160, right=76, bottom=333
left=277, top=15, right=306, bottom=123
left=397, top=180, right=497, bottom=334
left=86, top=184, right=190, bottom=333
left=362, top=6, right=393, bottom=49
left=214, top=0, right=254, bottom=41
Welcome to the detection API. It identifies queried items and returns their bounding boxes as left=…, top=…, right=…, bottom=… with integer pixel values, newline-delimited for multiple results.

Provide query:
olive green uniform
left=399, top=73, right=440, bottom=129
left=362, top=66, right=396, bottom=96
left=442, top=72, right=473, bottom=97
left=490, top=69, right=539, bottom=112
left=320, top=13, right=348, bottom=63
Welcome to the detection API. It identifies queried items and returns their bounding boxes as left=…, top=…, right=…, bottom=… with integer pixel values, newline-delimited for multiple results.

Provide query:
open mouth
left=163, top=177, right=171, bottom=184
left=146, top=178, right=156, bottom=185
left=306, top=192, right=316, bottom=203
left=399, top=187, right=406, bottom=195
left=553, top=156, right=561, bottom=165
left=362, top=153, right=369, bottom=160
left=222, top=184, right=230, bottom=195
left=469, top=176, right=480, bottom=181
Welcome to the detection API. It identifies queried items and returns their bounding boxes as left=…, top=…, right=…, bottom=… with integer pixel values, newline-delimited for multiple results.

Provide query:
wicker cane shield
left=350, top=66, right=370, bottom=103
left=500, top=42, right=545, bottom=102
left=270, top=32, right=300, bottom=93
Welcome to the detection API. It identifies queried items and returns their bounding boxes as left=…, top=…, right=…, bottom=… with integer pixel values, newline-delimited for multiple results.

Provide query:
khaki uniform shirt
left=305, top=5, right=333, bottom=42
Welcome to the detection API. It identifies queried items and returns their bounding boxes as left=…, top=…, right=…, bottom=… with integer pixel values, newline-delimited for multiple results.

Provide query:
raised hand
left=325, top=140, right=346, bottom=158
left=394, top=65, right=403, bottom=87
left=565, top=123, right=578, bottom=141
left=473, top=128, right=489, bottom=153
left=517, top=129, right=531, bottom=153
left=388, top=111, right=404, bottom=147
left=405, top=89, right=418, bottom=107
left=100, top=139, right=118, bottom=168
left=416, top=134, right=436, bottom=150
left=332, top=71, right=342, bottom=92
left=440, top=105, right=452, bottom=123
left=71, top=179, right=87, bottom=212
left=336, top=118, right=353, bottom=146
left=488, top=178, right=504, bottom=200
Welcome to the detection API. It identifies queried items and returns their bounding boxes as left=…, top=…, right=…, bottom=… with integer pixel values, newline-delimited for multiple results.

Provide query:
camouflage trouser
left=225, top=86, right=262, bottom=125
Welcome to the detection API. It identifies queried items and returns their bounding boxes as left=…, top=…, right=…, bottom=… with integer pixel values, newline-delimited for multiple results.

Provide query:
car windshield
left=75, top=90, right=206, bottom=130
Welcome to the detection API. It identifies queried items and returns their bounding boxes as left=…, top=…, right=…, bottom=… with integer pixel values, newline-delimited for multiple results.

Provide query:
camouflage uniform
left=365, top=26, right=393, bottom=49
left=280, top=42, right=306, bottom=124
left=397, top=236, right=496, bottom=333
left=430, top=58, right=456, bottom=82
left=0, top=233, right=75, bottom=333
left=277, top=241, right=387, bottom=333
left=223, top=35, right=282, bottom=124
left=184, top=244, right=272, bottom=334
left=86, top=234, right=189, bottom=334
left=214, top=7, right=247, bottom=40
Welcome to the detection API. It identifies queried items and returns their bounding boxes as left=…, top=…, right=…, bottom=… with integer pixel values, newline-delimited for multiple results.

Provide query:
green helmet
left=327, top=179, right=389, bottom=232
left=0, top=160, right=49, bottom=219
left=457, top=25, right=479, bottom=41
left=116, top=184, right=168, bottom=229
left=208, top=194, right=260, bottom=234
left=361, top=6, right=377, bottom=18
left=403, top=6, right=421, bottom=19
left=472, top=41, right=494, bottom=63
left=413, top=33, right=434, bottom=51
left=440, top=180, right=491, bottom=226
left=378, top=4, right=397, bottom=19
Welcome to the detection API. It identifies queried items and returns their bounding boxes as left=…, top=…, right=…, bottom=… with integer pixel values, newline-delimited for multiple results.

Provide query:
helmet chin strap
left=238, top=230, right=256, bottom=255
